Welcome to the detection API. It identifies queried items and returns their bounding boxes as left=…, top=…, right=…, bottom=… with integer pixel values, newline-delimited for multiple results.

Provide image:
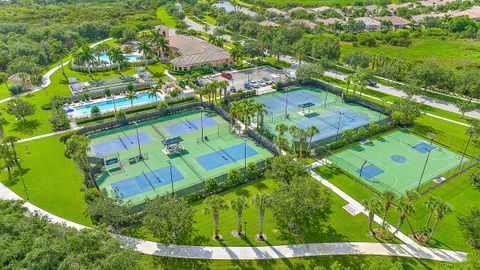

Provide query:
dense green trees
left=0, top=200, right=142, bottom=269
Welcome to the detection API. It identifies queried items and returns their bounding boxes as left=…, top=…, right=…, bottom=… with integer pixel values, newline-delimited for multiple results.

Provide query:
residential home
left=448, top=6, right=480, bottom=21
left=238, top=7, right=257, bottom=17
left=375, top=16, right=410, bottom=29
left=365, top=5, right=379, bottom=15
left=266, top=7, right=287, bottom=16
left=354, top=17, right=381, bottom=31
left=259, top=20, right=280, bottom=27
left=316, top=17, right=346, bottom=26
left=288, top=19, right=316, bottom=29
left=289, top=6, right=314, bottom=14
left=411, top=13, right=447, bottom=23
left=387, top=2, right=416, bottom=11
left=420, top=0, right=456, bottom=7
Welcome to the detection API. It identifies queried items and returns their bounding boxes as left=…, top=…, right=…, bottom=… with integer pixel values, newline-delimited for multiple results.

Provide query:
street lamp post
left=244, top=221, right=247, bottom=238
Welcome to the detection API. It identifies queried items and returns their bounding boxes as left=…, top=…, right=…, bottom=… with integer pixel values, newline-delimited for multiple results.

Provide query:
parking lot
left=204, top=66, right=289, bottom=93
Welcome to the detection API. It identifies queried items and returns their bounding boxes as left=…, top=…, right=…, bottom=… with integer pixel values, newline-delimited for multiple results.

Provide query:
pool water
left=98, top=53, right=142, bottom=64
left=71, top=92, right=159, bottom=117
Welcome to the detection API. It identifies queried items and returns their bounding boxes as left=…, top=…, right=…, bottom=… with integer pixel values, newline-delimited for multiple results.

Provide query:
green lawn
left=156, top=6, right=176, bottom=28
left=0, top=82, right=12, bottom=100
left=341, top=37, right=480, bottom=69
left=143, top=254, right=452, bottom=269
left=315, top=114, right=480, bottom=252
left=204, top=15, right=217, bottom=25
left=0, top=134, right=92, bottom=226
left=124, top=177, right=396, bottom=246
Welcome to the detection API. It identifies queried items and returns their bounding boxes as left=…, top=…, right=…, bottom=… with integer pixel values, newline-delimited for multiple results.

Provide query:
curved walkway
left=0, top=38, right=113, bottom=105
left=0, top=180, right=467, bottom=262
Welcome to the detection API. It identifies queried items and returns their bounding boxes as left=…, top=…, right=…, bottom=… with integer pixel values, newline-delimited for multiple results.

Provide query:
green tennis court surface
left=255, top=86, right=385, bottom=144
left=329, top=130, right=467, bottom=195
left=89, top=110, right=273, bottom=205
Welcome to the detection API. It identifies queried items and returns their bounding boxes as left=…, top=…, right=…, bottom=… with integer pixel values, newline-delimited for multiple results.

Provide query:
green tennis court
left=329, top=130, right=467, bottom=196
left=255, top=86, right=386, bottom=144
left=89, top=110, right=273, bottom=205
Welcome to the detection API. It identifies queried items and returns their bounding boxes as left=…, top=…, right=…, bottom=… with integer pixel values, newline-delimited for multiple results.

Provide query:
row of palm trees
left=229, top=99, right=267, bottom=128
left=196, top=80, right=230, bottom=103
left=274, top=123, right=319, bottom=157
left=203, top=193, right=273, bottom=240
left=363, top=189, right=452, bottom=243
left=345, top=67, right=369, bottom=98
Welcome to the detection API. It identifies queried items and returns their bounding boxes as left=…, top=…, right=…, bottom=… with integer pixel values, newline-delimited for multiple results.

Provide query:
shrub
left=8, top=84, right=24, bottom=95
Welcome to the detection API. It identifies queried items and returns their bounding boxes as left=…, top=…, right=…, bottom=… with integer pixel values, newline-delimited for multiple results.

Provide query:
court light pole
left=417, top=135, right=434, bottom=191
left=244, top=221, right=247, bottom=238
left=135, top=122, right=143, bottom=159
left=335, top=112, right=344, bottom=142
left=284, top=93, right=289, bottom=119
left=244, top=138, right=247, bottom=171
left=168, top=160, right=174, bottom=196
left=324, top=90, right=328, bottom=108
left=200, top=110, right=204, bottom=141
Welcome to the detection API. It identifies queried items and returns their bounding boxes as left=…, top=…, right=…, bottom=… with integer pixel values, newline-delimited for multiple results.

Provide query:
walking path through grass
left=0, top=166, right=467, bottom=262
left=0, top=38, right=112, bottom=105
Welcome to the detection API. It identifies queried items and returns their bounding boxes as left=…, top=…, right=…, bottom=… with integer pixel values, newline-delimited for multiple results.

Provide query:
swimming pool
left=98, top=53, right=142, bottom=64
left=70, top=92, right=159, bottom=117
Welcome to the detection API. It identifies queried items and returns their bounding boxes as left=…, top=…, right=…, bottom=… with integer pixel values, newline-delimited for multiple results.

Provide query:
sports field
left=255, top=86, right=385, bottom=144
left=90, top=110, right=273, bottom=205
left=330, top=130, right=467, bottom=195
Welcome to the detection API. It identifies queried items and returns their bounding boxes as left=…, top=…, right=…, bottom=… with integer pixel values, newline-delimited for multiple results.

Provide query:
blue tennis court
left=165, top=116, right=218, bottom=136
left=92, top=132, right=154, bottom=155
left=196, top=143, right=258, bottom=171
left=412, top=142, right=436, bottom=154
left=257, top=90, right=322, bottom=114
left=111, top=165, right=184, bottom=199
left=356, top=164, right=384, bottom=180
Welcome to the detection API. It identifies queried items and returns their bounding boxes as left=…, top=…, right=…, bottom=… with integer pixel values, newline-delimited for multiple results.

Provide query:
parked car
left=244, top=81, right=252, bottom=89
left=221, top=72, right=233, bottom=79
left=366, top=78, right=377, bottom=87
left=230, top=87, right=236, bottom=93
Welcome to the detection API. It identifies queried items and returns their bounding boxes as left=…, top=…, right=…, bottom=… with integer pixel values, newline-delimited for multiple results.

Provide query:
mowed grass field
left=156, top=6, right=176, bottom=28
left=124, top=177, right=398, bottom=247
left=341, top=37, right=480, bottom=69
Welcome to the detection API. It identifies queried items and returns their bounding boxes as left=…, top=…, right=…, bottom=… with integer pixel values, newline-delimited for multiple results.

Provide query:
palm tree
left=231, top=196, right=249, bottom=236
left=0, top=115, right=10, bottom=140
left=255, top=102, right=267, bottom=129
left=393, top=197, right=415, bottom=235
left=4, top=136, right=19, bottom=163
left=51, top=41, right=67, bottom=76
left=0, top=72, right=9, bottom=91
left=297, top=128, right=307, bottom=158
left=306, top=125, right=319, bottom=151
left=362, top=197, right=382, bottom=234
left=65, top=135, right=92, bottom=186
left=288, top=125, right=300, bottom=152
left=229, top=101, right=240, bottom=128
left=148, top=86, right=160, bottom=102
left=356, top=68, right=368, bottom=98
left=424, top=196, right=440, bottom=228
left=125, top=84, right=138, bottom=107
left=427, top=201, right=452, bottom=242
left=0, top=143, right=13, bottom=178
left=345, top=73, right=354, bottom=97
left=251, top=193, right=273, bottom=241
left=239, top=99, right=255, bottom=125
left=275, top=123, right=288, bottom=137
left=203, top=195, right=228, bottom=240
left=218, top=80, right=229, bottom=101
left=109, top=47, right=125, bottom=73
left=138, top=40, right=152, bottom=67
left=381, top=190, right=396, bottom=227
left=75, top=46, right=95, bottom=75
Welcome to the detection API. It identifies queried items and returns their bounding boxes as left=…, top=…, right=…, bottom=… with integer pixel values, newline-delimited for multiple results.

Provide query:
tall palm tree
left=0, top=115, right=10, bottom=140
left=381, top=190, right=396, bottom=227
left=4, top=136, right=19, bottom=163
left=148, top=86, right=160, bottom=102
left=424, top=196, right=440, bottom=228
left=138, top=40, right=152, bottom=67
left=109, top=47, right=126, bottom=73
left=306, top=125, right=319, bottom=151
left=65, top=135, right=92, bottom=186
left=229, top=101, right=240, bottom=128
left=231, top=196, right=249, bottom=236
left=297, top=128, right=308, bottom=158
left=51, top=41, right=67, bottom=76
left=203, top=195, right=228, bottom=240
left=362, top=197, right=382, bottom=234
left=288, top=125, right=300, bottom=152
left=251, top=193, right=273, bottom=240
left=125, top=84, right=138, bottom=107
left=427, top=201, right=452, bottom=242
left=75, top=46, right=95, bottom=75
left=345, top=73, right=354, bottom=96
left=393, top=197, right=415, bottom=235
left=239, top=99, right=255, bottom=125
left=255, top=102, right=267, bottom=129
left=275, top=123, right=288, bottom=137
left=0, top=143, right=13, bottom=178
left=218, top=80, right=229, bottom=101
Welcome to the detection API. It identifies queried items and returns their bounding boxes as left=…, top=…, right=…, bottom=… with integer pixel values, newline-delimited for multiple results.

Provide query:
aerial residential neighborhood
left=0, top=0, right=479, bottom=269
